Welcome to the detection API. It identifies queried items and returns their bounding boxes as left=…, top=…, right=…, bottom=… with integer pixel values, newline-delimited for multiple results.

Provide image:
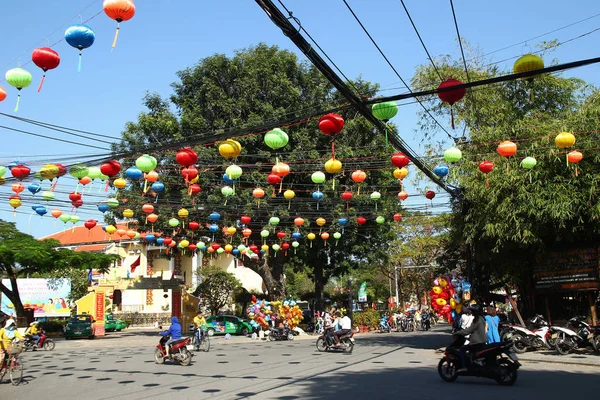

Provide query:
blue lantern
left=222, top=174, right=234, bottom=185
left=434, top=165, right=449, bottom=178
left=145, top=234, right=156, bottom=243
left=156, top=237, right=164, bottom=246
left=64, top=25, right=95, bottom=72
left=31, top=205, right=42, bottom=211
left=209, top=212, right=221, bottom=221
left=209, top=224, right=219, bottom=233
left=338, top=218, right=348, bottom=226
left=35, top=206, right=47, bottom=216
left=125, top=166, right=143, bottom=180
left=97, top=203, right=110, bottom=213
left=28, top=183, right=41, bottom=195
left=232, top=248, right=240, bottom=256
left=260, top=250, right=266, bottom=255
left=292, top=232, right=302, bottom=240
left=151, top=182, right=165, bottom=192
left=101, top=224, right=108, bottom=231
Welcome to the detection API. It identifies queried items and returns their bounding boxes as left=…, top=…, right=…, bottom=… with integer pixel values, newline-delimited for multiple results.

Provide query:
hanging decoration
left=264, top=128, right=289, bottom=150
left=10, top=164, right=30, bottom=180
left=319, top=113, right=345, bottom=159
left=555, top=131, right=576, bottom=166
left=497, top=140, right=517, bottom=171
left=370, top=191, right=381, bottom=211
left=218, top=139, right=242, bottom=158
left=284, top=189, right=295, bottom=209
left=351, top=170, right=366, bottom=195
left=324, top=158, right=342, bottom=189
left=341, top=190, right=353, bottom=211
left=31, top=47, right=60, bottom=92
left=371, top=101, right=398, bottom=147
left=513, top=54, right=544, bottom=101
left=271, top=162, right=290, bottom=193
left=437, top=78, right=466, bottom=129
left=9, top=195, right=22, bottom=215
left=64, top=24, right=96, bottom=72
left=0, top=86, right=6, bottom=103
left=520, top=156, right=537, bottom=183
left=433, top=165, right=449, bottom=179
left=5, top=68, right=32, bottom=112
left=567, top=151, right=583, bottom=176
left=478, top=161, right=494, bottom=188
left=103, top=0, right=136, bottom=49
left=307, top=232, right=316, bottom=248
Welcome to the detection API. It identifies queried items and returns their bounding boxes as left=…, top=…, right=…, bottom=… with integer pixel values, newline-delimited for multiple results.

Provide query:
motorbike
left=24, top=330, right=55, bottom=351
left=398, top=312, right=415, bottom=332
left=554, top=316, right=595, bottom=355
left=438, top=334, right=520, bottom=386
left=379, top=316, right=391, bottom=333
left=421, top=312, right=431, bottom=331
left=268, top=326, right=295, bottom=341
left=154, top=335, right=193, bottom=366
left=502, top=314, right=554, bottom=354
left=316, top=327, right=355, bottom=353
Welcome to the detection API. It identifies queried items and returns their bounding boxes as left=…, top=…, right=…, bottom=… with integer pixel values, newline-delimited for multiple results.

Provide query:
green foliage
left=194, top=265, right=241, bottom=315
left=352, top=309, right=380, bottom=328
left=39, top=319, right=67, bottom=333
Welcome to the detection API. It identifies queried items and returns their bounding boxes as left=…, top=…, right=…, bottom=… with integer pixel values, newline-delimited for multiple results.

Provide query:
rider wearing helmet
left=25, top=321, right=41, bottom=349
left=455, top=304, right=486, bottom=372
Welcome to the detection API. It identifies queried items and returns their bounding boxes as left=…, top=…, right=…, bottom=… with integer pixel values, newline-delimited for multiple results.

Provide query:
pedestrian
left=485, top=307, right=501, bottom=344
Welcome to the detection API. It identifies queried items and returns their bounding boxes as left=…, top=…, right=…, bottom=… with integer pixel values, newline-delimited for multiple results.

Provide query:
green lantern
left=70, top=215, right=81, bottom=224
left=135, top=154, right=158, bottom=172
left=372, top=101, right=398, bottom=121
left=106, top=198, right=119, bottom=208
left=197, top=241, right=206, bottom=250
left=444, top=147, right=462, bottom=163
left=87, top=166, right=102, bottom=180
left=237, top=244, right=247, bottom=252
left=221, top=186, right=234, bottom=197
left=34, top=171, right=43, bottom=181
left=134, top=233, right=141, bottom=239
left=520, top=156, right=537, bottom=169
left=260, top=229, right=270, bottom=238
left=264, top=128, right=289, bottom=150
left=0, top=166, right=6, bottom=177
left=225, top=164, right=243, bottom=180
left=217, top=247, right=225, bottom=254
left=70, top=163, right=89, bottom=179
left=311, top=171, right=326, bottom=184
left=269, top=216, right=280, bottom=226
left=370, top=191, right=381, bottom=200
left=376, top=216, right=385, bottom=224
left=5, top=67, right=32, bottom=112
left=333, top=231, right=342, bottom=246
left=59, top=213, right=71, bottom=223
left=168, top=218, right=180, bottom=227
left=42, top=191, right=55, bottom=201
left=272, top=244, right=281, bottom=252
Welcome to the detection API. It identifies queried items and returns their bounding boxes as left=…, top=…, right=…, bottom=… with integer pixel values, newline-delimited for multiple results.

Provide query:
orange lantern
left=497, top=140, right=517, bottom=171
left=272, top=162, right=290, bottom=193
left=397, top=191, right=408, bottom=201
left=116, top=228, right=127, bottom=237
left=253, top=188, right=265, bottom=208
left=103, top=0, right=136, bottom=49
left=321, top=232, right=330, bottom=246
left=351, top=170, right=366, bottom=194
left=567, top=151, right=583, bottom=176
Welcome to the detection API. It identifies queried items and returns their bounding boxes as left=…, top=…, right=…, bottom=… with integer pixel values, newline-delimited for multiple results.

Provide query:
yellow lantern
left=105, top=225, right=117, bottom=235
left=40, top=164, right=59, bottom=180
left=514, top=54, right=544, bottom=100
left=218, top=139, right=242, bottom=159
left=261, top=244, right=269, bottom=252
left=307, top=232, right=316, bottom=248
left=393, top=167, right=408, bottom=180
left=178, top=208, right=189, bottom=219
left=226, top=226, right=237, bottom=235
left=324, top=158, right=343, bottom=174
left=180, top=239, right=190, bottom=248
left=123, top=209, right=134, bottom=218
left=284, top=189, right=295, bottom=200
left=113, top=178, right=127, bottom=189
left=225, top=244, right=233, bottom=253
left=316, top=217, right=326, bottom=233
left=8, top=196, right=21, bottom=213
left=556, top=131, right=576, bottom=165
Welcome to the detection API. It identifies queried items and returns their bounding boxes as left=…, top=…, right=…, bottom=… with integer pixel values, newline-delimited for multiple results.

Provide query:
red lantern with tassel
left=176, top=148, right=198, bottom=167
left=438, top=78, right=466, bottom=129
left=391, top=152, right=410, bottom=168
left=479, top=160, right=494, bottom=187
left=568, top=151, right=583, bottom=176
left=319, top=113, right=345, bottom=159
left=32, top=47, right=60, bottom=92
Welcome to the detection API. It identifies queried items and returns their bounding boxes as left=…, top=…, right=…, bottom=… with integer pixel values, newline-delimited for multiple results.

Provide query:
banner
left=358, top=281, right=367, bottom=302
left=1, top=279, right=71, bottom=317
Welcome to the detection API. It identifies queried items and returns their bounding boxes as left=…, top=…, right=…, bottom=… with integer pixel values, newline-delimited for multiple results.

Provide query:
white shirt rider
left=339, top=315, right=351, bottom=330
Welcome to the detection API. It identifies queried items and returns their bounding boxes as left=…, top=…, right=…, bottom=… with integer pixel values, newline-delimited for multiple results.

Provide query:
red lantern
left=72, top=199, right=84, bottom=209
left=267, top=173, right=281, bottom=185
left=69, top=192, right=82, bottom=202
left=103, top=0, right=136, bottom=49
left=397, top=191, right=408, bottom=201
left=176, top=148, right=198, bottom=167
left=425, top=190, right=436, bottom=200
left=391, top=152, right=410, bottom=168
left=188, top=221, right=200, bottom=231
left=83, top=219, right=96, bottom=230
left=282, top=242, right=290, bottom=250
left=162, top=237, right=173, bottom=246
left=10, top=165, right=30, bottom=180
left=241, top=215, right=252, bottom=225
left=31, top=47, right=60, bottom=92
left=189, top=184, right=201, bottom=195
left=55, top=163, right=67, bottom=178
left=211, top=242, right=221, bottom=251
left=318, top=113, right=345, bottom=135
left=357, top=216, right=367, bottom=225
left=188, top=244, right=197, bottom=252
left=100, top=160, right=121, bottom=177
left=341, top=191, right=353, bottom=201
left=438, top=78, right=466, bottom=129
left=393, top=213, right=402, bottom=222
left=249, top=244, right=259, bottom=253
left=497, top=141, right=517, bottom=158
left=277, top=231, right=286, bottom=240
left=568, top=150, right=583, bottom=176
left=479, top=161, right=494, bottom=188
left=181, top=166, right=198, bottom=182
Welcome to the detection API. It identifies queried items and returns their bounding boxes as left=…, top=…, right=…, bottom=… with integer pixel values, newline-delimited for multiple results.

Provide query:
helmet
left=467, top=304, right=482, bottom=316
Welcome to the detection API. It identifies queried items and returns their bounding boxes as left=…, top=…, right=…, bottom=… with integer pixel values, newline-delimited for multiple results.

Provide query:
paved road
left=3, top=326, right=599, bottom=399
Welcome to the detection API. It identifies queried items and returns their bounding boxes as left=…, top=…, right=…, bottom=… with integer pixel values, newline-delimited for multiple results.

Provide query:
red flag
left=130, top=255, right=141, bottom=273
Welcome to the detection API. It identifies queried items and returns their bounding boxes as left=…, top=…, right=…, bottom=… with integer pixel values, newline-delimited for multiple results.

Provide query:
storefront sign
left=534, top=247, right=600, bottom=291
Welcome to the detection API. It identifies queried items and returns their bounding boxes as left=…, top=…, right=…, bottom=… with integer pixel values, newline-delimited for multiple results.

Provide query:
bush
left=39, top=320, right=66, bottom=333
left=352, top=310, right=380, bottom=328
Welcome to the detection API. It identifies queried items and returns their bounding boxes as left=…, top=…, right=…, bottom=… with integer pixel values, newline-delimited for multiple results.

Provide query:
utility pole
left=394, top=266, right=399, bottom=308
left=347, top=278, right=353, bottom=321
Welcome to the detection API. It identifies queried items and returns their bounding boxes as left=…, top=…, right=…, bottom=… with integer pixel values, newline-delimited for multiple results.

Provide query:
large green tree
left=411, top=47, right=600, bottom=307
left=113, top=44, right=399, bottom=303
left=193, top=265, right=241, bottom=315
left=0, top=220, right=117, bottom=317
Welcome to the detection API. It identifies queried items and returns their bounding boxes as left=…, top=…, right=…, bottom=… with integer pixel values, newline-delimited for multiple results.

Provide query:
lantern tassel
left=576, top=165, right=579, bottom=177
left=272, top=187, right=275, bottom=198
left=279, top=181, right=282, bottom=194
left=357, top=186, right=360, bottom=196
left=566, top=154, right=569, bottom=167
left=332, top=178, right=335, bottom=191
left=332, top=141, right=335, bottom=159
left=77, top=52, right=82, bottom=73
left=112, top=23, right=120, bottom=50
left=450, top=107, right=455, bottom=129
left=37, top=74, right=46, bottom=92
left=324, top=240, right=327, bottom=247
left=105, top=180, right=109, bottom=192
left=485, top=175, right=489, bottom=188
left=14, top=93, right=21, bottom=113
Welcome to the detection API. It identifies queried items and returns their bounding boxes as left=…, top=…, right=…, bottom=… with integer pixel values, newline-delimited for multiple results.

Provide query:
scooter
left=268, top=326, right=295, bottom=341
left=154, top=335, right=193, bottom=366
left=316, top=326, right=354, bottom=353
left=24, top=330, right=55, bottom=351
left=554, top=316, right=595, bottom=355
left=502, top=314, right=553, bottom=353
left=421, top=312, right=431, bottom=331
left=379, top=316, right=391, bottom=333
left=438, top=334, right=520, bottom=386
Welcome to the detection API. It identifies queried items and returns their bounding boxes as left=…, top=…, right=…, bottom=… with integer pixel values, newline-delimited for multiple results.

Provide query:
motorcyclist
left=0, top=320, right=23, bottom=366
left=455, top=304, right=486, bottom=372
left=160, top=316, right=182, bottom=357
left=193, top=312, right=207, bottom=344
left=25, top=321, right=41, bottom=349
left=333, top=312, right=352, bottom=346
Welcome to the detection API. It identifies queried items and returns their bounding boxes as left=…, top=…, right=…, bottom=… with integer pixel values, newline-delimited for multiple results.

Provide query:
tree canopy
left=194, top=265, right=241, bottom=315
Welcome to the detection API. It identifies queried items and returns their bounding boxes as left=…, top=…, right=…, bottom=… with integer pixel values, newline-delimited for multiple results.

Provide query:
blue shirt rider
left=160, top=316, right=182, bottom=356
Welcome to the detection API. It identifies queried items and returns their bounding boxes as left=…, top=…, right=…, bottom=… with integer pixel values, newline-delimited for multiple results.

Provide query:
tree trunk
left=0, top=277, right=25, bottom=317
left=242, top=254, right=285, bottom=301
left=313, top=256, right=325, bottom=310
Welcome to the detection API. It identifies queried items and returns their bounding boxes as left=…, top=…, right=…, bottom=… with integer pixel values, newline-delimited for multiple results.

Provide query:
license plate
left=350, top=338, right=355, bottom=342
left=75, top=331, right=82, bottom=335
left=508, top=353, right=519, bottom=361
left=551, top=333, right=558, bottom=338
left=186, top=345, right=194, bottom=351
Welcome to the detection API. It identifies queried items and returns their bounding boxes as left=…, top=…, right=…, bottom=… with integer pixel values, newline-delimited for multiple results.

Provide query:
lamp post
left=394, top=266, right=400, bottom=309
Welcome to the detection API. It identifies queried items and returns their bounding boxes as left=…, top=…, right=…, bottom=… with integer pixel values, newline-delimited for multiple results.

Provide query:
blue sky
left=1, top=0, right=599, bottom=238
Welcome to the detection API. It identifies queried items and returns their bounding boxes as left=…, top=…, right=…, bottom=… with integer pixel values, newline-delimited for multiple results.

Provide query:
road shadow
left=358, top=325, right=451, bottom=350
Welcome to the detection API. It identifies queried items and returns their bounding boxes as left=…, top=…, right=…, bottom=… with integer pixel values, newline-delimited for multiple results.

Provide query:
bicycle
left=191, top=328, right=210, bottom=352
left=0, top=342, right=23, bottom=385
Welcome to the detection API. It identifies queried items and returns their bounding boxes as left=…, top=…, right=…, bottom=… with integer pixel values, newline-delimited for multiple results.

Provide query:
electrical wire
left=0, top=124, right=111, bottom=151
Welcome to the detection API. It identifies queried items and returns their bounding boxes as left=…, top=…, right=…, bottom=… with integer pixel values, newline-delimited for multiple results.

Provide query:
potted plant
left=352, top=312, right=370, bottom=333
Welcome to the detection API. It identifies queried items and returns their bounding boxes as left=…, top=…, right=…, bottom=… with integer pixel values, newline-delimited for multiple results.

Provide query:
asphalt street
left=2, top=325, right=599, bottom=399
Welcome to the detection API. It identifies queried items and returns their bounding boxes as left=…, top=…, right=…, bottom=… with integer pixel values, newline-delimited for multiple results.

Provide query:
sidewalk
left=518, top=349, right=600, bottom=367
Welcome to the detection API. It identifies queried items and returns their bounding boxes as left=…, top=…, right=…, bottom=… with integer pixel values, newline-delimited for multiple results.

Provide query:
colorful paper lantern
left=567, top=151, right=583, bottom=176
left=218, top=139, right=242, bottom=158
left=434, top=165, right=449, bottom=178
left=264, top=128, right=289, bottom=150
left=514, top=54, right=544, bottom=100
left=479, top=161, right=494, bottom=187
left=444, top=147, right=462, bottom=163
left=438, top=78, right=466, bottom=129
left=311, top=171, right=326, bottom=184
left=103, top=0, right=136, bottom=48
left=5, top=68, right=32, bottom=112
left=520, top=156, right=537, bottom=170
left=31, top=47, right=60, bottom=92
left=64, top=25, right=95, bottom=72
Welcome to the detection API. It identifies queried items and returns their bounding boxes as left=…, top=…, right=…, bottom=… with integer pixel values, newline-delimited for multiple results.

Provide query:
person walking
left=485, top=307, right=501, bottom=344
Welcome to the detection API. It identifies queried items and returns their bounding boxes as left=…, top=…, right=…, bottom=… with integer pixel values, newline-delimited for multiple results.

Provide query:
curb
left=519, top=357, right=600, bottom=368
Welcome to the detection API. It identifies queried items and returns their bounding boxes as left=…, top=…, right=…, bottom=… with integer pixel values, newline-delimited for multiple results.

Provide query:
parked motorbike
left=316, top=327, right=354, bottom=353
left=269, top=327, right=295, bottom=341
left=24, top=330, right=55, bottom=351
left=154, top=335, right=192, bottom=366
left=554, top=316, right=595, bottom=355
left=379, top=316, right=391, bottom=333
left=438, top=334, right=520, bottom=386
left=421, top=312, right=431, bottom=331
left=502, top=314, right=554, bottom=354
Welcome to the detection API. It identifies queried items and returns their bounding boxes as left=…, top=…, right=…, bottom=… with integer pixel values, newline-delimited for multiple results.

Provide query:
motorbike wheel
left=179, top=349, right=192, bottom=366
left=316, top=338, right=328, bottom=352
left=511, top=334, right=528, bottom=354
left=343, top=339, right=354, bottom=353
left=199, top=337, right=210, bottom=352
left=9, top=357, right=23, bottom=386
left=287, top=332, right=295, bottom=340
left=437, top=358, right=458, bottom=383
left=555, top=337, right=575, bottom=355
left=268, top=333, right=276, bottom=341
left=592, top=334, right=600, bottom=354
left=495, top=361, right=518, bottom=386
left=44, top=340, right=55, bottom=351
left=546, top=334, right=557, bottom=349
left=154, top=348, right=165, bottom=364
